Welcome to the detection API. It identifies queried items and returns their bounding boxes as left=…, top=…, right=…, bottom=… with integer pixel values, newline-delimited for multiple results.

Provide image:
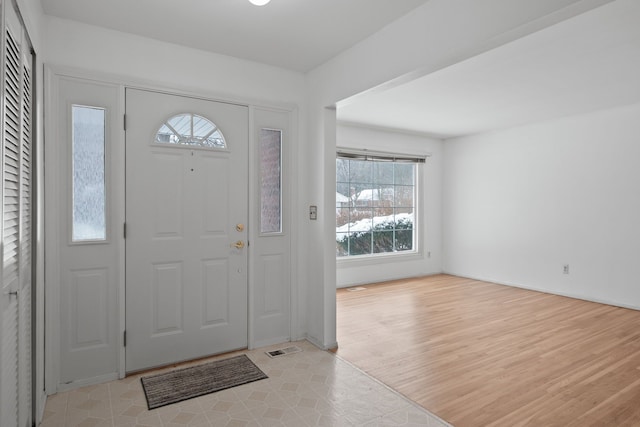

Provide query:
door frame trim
left=44, top=64, right=299, bottom=393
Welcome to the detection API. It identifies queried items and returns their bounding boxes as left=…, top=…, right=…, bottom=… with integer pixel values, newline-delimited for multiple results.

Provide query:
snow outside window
left=336, top=156, right=417, bottom=257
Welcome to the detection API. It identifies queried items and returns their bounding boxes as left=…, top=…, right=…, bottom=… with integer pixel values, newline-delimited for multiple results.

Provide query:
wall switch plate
left=309, top=205, right=317, bottom=220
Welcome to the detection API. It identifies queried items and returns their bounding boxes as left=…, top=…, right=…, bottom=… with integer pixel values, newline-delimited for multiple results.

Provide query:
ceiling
left=338, top=0, right=640, bottom=139
left=41, top=0, right=640, bottom=139
left=40, top=0, right=429, bottom=73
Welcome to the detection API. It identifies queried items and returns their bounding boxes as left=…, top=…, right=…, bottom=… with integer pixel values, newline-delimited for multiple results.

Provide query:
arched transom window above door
left=155, top=113, right=227, bottom=149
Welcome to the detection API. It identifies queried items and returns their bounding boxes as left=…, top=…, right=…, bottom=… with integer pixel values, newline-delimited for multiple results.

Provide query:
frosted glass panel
left=72, top=105, right=106, bottom=241
left=260, top=129, right=282, bottom=234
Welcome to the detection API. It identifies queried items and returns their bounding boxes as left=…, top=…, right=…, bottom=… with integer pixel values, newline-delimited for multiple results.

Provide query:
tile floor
left=40, top=341, right=450, bottom=427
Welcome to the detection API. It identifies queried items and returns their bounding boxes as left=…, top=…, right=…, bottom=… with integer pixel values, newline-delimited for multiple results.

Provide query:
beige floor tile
left=41, top=340, right=449, bottom=427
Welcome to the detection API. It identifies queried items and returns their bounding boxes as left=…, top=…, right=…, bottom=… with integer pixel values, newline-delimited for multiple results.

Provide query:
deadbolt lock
left=236, top=223, right=244, bottom=232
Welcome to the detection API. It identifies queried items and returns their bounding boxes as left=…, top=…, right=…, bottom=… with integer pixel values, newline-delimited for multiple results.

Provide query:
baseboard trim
left=337, top=271, right=444, bottom=289
left=36, top=391, right=47, bottom=425
left=304, top=335, right=338, bottom=351
left=251, top=336, right=291, bottom=350
left=445, top=272, right=640, bottom=312
left=55, top=372, right=120, bottom=393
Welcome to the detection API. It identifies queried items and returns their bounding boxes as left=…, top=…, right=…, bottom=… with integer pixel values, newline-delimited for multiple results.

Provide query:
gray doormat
left=140, top=354, right=268, bottom=410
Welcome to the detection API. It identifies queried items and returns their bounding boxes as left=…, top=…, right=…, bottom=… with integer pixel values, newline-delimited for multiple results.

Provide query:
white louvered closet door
left=18, top=24, right=33, bottom=427
left=1, top=1, right=33, bottom=426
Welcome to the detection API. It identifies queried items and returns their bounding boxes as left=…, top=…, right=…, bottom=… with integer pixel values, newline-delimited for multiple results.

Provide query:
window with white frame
left=336, top=150, right=424, bottom=258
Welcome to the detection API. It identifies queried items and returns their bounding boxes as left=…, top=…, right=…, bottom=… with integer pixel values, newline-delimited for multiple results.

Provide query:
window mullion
left=336, top=156, right=417, bottom=258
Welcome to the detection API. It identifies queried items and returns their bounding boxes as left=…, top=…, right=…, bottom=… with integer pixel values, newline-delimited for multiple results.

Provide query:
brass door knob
left=231, top=240, right=245, bottom=249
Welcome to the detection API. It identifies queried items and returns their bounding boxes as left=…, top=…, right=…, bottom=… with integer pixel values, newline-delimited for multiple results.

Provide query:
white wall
left=44, top=16, right=306, bottom=107
left=304, top=0, right=611, bottom=349
left=17, top=0, right=44, bottom=48
left=443, top=102, right=640, bottom=309
left=336, top=124, right=443, bottom=287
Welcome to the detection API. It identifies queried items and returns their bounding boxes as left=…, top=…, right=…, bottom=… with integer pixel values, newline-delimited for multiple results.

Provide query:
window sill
left=336, top=250, right=423, bottom=268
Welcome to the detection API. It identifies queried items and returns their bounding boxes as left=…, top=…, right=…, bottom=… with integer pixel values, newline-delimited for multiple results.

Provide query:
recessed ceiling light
left=249, top=0, right=271, bottom=5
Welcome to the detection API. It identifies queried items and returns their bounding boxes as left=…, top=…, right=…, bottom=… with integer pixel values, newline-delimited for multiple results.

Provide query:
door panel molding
left=124, top=88, right=249, bottom=372
left=44, top=73, right=123, bottom=392
left=44, top=70, right=125, bottom=392
left=249, top=107, right=294, bottom=348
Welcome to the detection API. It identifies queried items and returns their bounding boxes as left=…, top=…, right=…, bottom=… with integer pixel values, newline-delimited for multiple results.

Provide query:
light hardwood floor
left=336, top=274, right=640, bottom=427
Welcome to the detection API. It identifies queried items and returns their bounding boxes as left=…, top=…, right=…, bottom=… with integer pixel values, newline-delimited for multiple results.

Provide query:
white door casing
left=125, top=89, right=249, bottom=372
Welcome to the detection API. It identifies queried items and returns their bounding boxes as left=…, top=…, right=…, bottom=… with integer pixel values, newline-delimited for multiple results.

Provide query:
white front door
left=125, top=89, right=249, bottom=372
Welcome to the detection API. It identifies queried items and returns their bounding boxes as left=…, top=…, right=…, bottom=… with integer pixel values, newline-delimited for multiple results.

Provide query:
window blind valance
left=336, top=148, right=429, bottom=163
